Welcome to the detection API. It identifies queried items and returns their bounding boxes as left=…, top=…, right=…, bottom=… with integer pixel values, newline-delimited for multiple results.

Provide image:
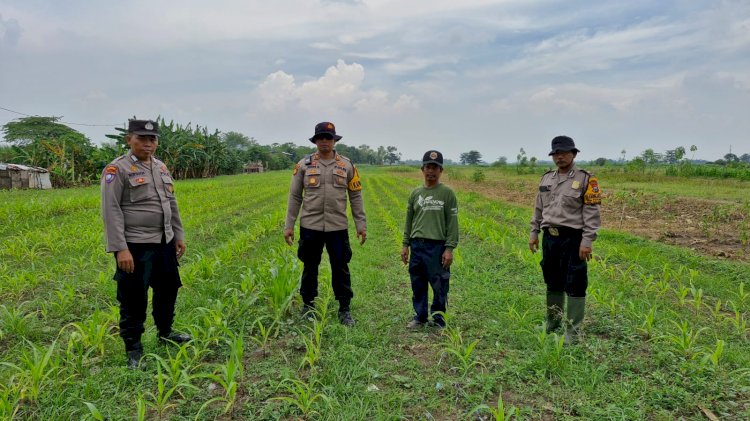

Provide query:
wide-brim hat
left=548, top=135, right=580, bottom=155
left=309, top=121, right=342, bottom=143
left=128, top=119, right=160, bottom=137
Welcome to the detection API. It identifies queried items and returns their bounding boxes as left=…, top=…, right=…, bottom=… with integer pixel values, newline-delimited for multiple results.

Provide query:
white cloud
left=254, top=59, right=419, bottom=115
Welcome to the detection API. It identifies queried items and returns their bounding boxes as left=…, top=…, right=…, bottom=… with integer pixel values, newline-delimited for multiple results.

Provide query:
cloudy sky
left=1, top=0, right=749, bottom=162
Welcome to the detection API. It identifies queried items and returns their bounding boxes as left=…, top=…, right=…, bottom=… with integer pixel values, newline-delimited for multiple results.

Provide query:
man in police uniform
left=401, top=150, right=458, bottom=329
left=284, top=122, right=366, bottom=327
left=101, top=118, right=191, bottom=369
left=529, top=136, right=601, bottom=344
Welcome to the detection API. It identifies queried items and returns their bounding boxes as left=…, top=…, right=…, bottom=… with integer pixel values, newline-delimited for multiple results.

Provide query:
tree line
left=0, top=117, right=402, bottom=187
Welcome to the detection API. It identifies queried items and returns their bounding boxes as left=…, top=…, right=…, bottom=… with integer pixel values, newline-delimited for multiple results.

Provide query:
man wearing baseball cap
left=101, top=118, right=191, bottom=369
left=529, top=136, right=601, bottom=344
left=284, top=122, right=367, bottom=327
left=401, top=150, right=459, bottom=329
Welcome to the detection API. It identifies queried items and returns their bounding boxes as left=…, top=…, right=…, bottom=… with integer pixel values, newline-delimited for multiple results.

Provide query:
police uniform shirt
left=285, top=151, right=366, bottom=233
left=101, top=152, right=184, bottom=252
left=530, top=165, right=601, bottom=248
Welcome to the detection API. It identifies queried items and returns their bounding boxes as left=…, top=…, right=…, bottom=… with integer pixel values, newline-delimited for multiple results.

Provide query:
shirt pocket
left=333, top=169, right=347, bottom=188
left=128, top=177, right=154, bottom=202
left=560, top=187, right=582, bottom=207
left=304, top=172, right=321, bottom=188
left=161, top=174, right=175, bottom=198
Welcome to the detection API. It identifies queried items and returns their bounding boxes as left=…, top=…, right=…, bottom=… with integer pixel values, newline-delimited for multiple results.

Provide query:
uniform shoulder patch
left=105, top=165, right=118, bottom=175
left=348, top=165, right=362, bottom=192
left=292, top=163, right=300, bottom=175
left=584, top=176, right=602, bottom=205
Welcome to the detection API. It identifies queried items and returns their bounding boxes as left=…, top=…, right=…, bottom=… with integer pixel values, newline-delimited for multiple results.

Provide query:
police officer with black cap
left=284, top=122, right=366, bottom=327
left=529, top=136, right=601, bottom=344
left=101, top=118, right=191, bottom=369
left=401, top=150, right=459, bottom=329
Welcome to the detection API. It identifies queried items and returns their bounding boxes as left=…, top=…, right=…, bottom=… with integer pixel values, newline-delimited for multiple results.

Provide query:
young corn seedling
left=63, top=309, right=117, bottom=357
left=197, top=334, right=244, bottom=417
left=708, top=299, right=723, bottom=319
left=726, top=304, right=748, bottom=336
left=440, top=324, right=484, bottom=377
left=734, top=282, right=748, bottom=308
left=638, top=306, right=657, bottom=339
left=0, top=303, right=38, bottom=340
left=690, top=283, right=704, bottom=314
left=300, top=320, right=325, bottom=371
left=0, top=383, right=21, bottom=420
left=664, top=320, right=706, bottom=360
left=471, top=392, right=518, bottom=421
left=135, top=396, right=147, bottom=421
left=149, top=344, right=202, bottom=392
left=144, top=362, right=197, bottom=419
left=1, top=339, right=60, bottom=403
left=270, top=378, right=332, bottom=418
left=700, top=339, right=725, bottom=368
left=675, top=284, right=690, bottom=307
left=248, top=316, right=276, bottom=356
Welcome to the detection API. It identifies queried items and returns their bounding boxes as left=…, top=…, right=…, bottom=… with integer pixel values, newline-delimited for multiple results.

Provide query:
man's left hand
left=441, top=249, right=453, bottom=269
left=579, top=245, right=592, bottom=261
left=176, top=240, right=186, bottom=259
left=357, top=229, right=367, bottom=245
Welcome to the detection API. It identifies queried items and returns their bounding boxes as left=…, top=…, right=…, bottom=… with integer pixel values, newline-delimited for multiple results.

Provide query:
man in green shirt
left=401, top=150, right=459, bottom=329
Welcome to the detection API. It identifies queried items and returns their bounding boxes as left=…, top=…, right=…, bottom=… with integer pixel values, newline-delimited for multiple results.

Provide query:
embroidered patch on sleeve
left=105, top=165, right=118, bottom=175
left=292, top=163, right=300, bottom=175
left=584, top=177, right=602, bottom=205
left=348, top=166, right=362, bottom=191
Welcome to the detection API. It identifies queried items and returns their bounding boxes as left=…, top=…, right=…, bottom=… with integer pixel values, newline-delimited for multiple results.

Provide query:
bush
left=471, top=169, right=486, bottom=182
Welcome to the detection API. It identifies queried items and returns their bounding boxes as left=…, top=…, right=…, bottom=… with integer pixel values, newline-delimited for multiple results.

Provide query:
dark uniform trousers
left=114, top=236, right=182, bottom=351
left=298, top=227, right=353, bottom=311
left=409, top=238, right=450, bottom=324
left=541, top=227, right=588, bottom=297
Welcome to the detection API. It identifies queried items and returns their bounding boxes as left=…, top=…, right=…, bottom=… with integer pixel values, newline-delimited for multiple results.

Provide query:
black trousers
left=540, top=229, right=588, bottom=297
left=297, top=227, right=353, bottom=311
left=409, top=238, right=450, bottom=323
left=114, top=238, right=182, bottom=351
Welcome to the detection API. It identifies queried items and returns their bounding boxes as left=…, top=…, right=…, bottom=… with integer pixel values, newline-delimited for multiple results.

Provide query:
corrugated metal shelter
left=0, top=163, right=53, bottom=190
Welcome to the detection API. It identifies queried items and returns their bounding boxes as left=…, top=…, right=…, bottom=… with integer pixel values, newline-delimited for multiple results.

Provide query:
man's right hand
left=116, top=249, right=135, bottom=273
left=401, top=246, right=409, bottom=265
left=284, top=228, right=294, bottom=246
left=529, top=238, right=539, bottom=253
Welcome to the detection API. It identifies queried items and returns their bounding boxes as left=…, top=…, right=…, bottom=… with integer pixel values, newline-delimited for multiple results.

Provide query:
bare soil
left=413, top=173, right=750, bottom=261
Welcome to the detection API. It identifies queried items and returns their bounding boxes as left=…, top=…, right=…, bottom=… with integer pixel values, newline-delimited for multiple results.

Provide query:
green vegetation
left=0, top=167, right=748, bottom=419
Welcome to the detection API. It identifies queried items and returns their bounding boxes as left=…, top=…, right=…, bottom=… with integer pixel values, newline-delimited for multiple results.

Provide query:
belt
left=543, top=226, right=582, bottom=237
left=410, top=237, right=446, bottom=244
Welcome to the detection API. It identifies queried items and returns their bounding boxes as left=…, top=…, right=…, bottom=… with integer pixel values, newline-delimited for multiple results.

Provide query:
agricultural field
left=0, top=166, right=749, bottom=420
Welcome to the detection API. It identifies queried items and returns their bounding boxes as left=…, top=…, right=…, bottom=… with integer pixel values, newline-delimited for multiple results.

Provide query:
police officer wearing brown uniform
left=101, top=119, right=191, bottom=369
left=284, top=122, right=367, bottom=327
left=529, top=136, right=601, bottom=344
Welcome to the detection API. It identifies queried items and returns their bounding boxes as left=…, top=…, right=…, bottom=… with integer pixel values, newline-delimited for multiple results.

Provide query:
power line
left=0, top=106, right=120, bottom=127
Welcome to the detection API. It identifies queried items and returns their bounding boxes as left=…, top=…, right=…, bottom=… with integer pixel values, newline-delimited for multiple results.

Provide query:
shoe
left=338, top=311, right=355, bottom=327
left=126, top=349, right=144, bottom=370
left=428, top=319, right=446, bottom=329
left=159, top=332, right=192, bottom=345
left=406, top=318, right=425, bottom=330
left=301, top=304, right=315, bottom=319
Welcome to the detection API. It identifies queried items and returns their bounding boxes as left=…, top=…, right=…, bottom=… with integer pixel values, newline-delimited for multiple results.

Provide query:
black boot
left=338, top=311, right=355, bottom=327
left=564, top=296, right=586, bottom=345
left=545, top=292, right=565, bottom=333
left=158, top=331, right=192, bottom=345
